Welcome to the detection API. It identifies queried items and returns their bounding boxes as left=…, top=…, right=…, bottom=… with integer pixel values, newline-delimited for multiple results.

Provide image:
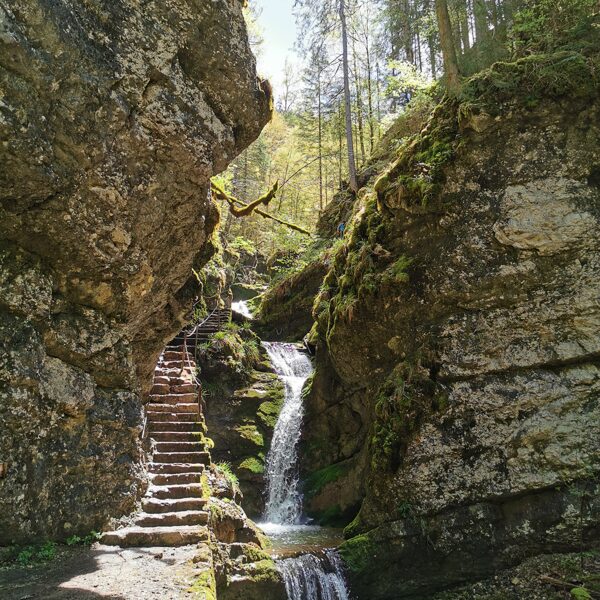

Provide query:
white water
left=262, top=342, right=313, bottom=525
left=232, top=300, right=253, bottom=319
left=261, top=343, right=352, bottom=600
left=278, top=550, right=351, bottom=600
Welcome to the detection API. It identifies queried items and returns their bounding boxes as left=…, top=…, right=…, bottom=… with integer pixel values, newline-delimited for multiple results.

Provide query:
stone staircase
left=171, top=308, right=232, bottom=349
left=101, top=347, right=212, bottom=547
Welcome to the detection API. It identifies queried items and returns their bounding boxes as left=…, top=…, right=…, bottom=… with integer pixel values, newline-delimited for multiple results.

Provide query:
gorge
left=1, top=0, right=599, bottom=599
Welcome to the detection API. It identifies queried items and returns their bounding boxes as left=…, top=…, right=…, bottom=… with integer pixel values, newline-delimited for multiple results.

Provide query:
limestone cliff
left=304, top=51, right=600, bottom=597
left=0, top=0, right=271, bottom=543
left=199, top=324, right=285, bottom=517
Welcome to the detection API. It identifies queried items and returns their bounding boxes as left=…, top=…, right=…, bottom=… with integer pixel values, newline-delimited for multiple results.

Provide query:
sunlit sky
left=254, top=0, right=300, bottom=93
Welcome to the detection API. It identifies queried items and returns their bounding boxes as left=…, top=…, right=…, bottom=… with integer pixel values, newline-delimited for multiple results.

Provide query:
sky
left=253, top=0, right=300, bottom=93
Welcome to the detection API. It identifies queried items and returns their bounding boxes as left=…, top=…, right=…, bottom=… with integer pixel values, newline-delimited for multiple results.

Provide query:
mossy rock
left=189, top=568, right=217, bottom=600
left=257, top=399, right=283, bottom=429
left=234, top=425, right=264, bottom=447
left=238, top=456, right=264, bottom=475
left=304, top=461, right=350, bottom=499
left=339, top=532, right=378, bottom=575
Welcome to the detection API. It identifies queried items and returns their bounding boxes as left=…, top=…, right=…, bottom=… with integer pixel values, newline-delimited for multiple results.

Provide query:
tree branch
left=210, top=180, right=311, bottom=235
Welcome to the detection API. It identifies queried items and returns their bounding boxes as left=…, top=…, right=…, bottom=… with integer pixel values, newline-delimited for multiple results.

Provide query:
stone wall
left=306, top=55, right=600, bottom=598
left=0, top=0, right=270, bottom=543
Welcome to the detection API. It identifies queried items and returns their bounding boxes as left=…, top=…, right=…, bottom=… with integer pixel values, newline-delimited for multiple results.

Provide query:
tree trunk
left=317, top=69, right=324, bottom=212
left=435, top=0, right=461, bottom=93
left=340, top=0, right=358, bottom=192
left=352, top=40, right=366, bottom=166
left=365, top=30, right=376, bottom=153
left=473, top=0, right=489, bottom=44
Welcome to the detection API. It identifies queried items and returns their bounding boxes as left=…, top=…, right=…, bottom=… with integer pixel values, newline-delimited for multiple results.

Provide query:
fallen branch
left=540, top=576, right=598, bottom=598
left=210, top=180, right=311, bottom=235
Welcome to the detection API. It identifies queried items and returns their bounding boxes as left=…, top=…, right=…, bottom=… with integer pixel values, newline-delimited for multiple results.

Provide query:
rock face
left=0, top=0, right=270, bottom=543
left=306, top=55, right=600, bottom=597
left=200, top=328, right=284, bottom=518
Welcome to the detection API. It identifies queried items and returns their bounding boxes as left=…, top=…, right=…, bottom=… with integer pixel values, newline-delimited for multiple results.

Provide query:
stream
left=259, top=335, right=352, bottom=600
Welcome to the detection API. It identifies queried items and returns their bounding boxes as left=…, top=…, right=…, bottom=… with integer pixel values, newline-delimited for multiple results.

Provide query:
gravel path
left=0, top=545, right=207, bottom=599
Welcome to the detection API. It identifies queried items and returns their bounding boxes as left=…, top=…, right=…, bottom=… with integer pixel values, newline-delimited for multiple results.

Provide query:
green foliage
left=216, top=462, right=239, bottom=487
left=371, top=364, right=448, bottom=472
left=238, top=456, right=265, bottom=474
left=66, top=531, right=101, bottom=546
left=510, top=0, right=598, bottom=55
left=385, top=255, right=413, bottom=283
left=571, top=587, right=592, bottom=600
left=6, top=541, right=58, bottom=566
left=228, top=235, right=257, bottom=256
left=200, top=322, right=261, bottom=375
left=386, top=60, right=431, bottom=99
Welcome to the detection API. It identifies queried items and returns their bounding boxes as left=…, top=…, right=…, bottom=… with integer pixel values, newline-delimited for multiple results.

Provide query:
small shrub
left=216, top=462, right=239, bottom=487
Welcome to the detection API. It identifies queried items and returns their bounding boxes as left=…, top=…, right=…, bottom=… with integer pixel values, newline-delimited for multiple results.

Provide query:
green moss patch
left=189, top=569, right=217, bottom=600
left=238, top=456, right=264, bottom=475
left=370, top=364, right=448, bottom=472
left=304, top=462, right=350, bottom=498
left=461, top=50, right=599, bottom=114
left=235, top=425, right=264, bottom=447
left=339, top=532, right=378, bottom=575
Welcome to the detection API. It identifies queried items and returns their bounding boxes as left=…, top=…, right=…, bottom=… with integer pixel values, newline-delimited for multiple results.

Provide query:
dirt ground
left=0, top=545, right=207, bottom=599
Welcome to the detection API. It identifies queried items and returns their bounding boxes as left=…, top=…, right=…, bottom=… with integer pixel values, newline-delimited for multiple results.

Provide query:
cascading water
left=232, top=299, right=253, bottom=319
left=278, top=550, right=351, bottom=600
left=262, top=342, right=313, bottom=524
left=261, top=342, right=352, bottom=600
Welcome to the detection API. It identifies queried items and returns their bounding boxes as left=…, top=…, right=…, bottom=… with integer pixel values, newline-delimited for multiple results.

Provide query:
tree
left=435, top=0, right=461, bottom=91
left=339, top=0, right=358, bottom=192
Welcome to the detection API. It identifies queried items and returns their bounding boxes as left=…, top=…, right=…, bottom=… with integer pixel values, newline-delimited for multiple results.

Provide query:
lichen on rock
left=302, top=50, right=600, bottom=598
left=0, top=0, right=271, bottom=543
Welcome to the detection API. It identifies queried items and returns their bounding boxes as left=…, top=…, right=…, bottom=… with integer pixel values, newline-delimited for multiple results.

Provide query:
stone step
left=148, top=462, right=206, bottom=475
left=160, top=360, right=187, bottom=369
left=155, top=441, right=205, bottom=453
left=172, top=384, right=196, bottom=394
left=149, top=421, right=204, bottom=432
left=162, top=351, right=189, bottom=361
left=151, top=431, right=202, bottom=442
left=134, top=510, right=208, bottom=527
left=153, top=451, right=210, bottom=464
left=150, top=472, right=203, bottom=485
left=151, top=384, right=170, bottom=395
left=148, top=393, right=197, bottom=404
left=154, top=369, right=193, bottom=379
left=101, top=525, right=209, bottom=547
left=148, top=483, right=204, bottom=499
left=146, top=403, right=199, bottom=414
left=152, top=377, right=193, bottom=387
left=147, top=412, right=199, bottom=423
left=153, top=376, right=171, bottom=384
left=142, top=497, right=208, bottom=513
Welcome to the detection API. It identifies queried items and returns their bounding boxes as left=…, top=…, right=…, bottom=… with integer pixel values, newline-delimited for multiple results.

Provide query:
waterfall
left=232, top=300, right=253, bottom=319
left=262, top=342, right=313, bottom=524
left=278, top=550, right=351, bottom=600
